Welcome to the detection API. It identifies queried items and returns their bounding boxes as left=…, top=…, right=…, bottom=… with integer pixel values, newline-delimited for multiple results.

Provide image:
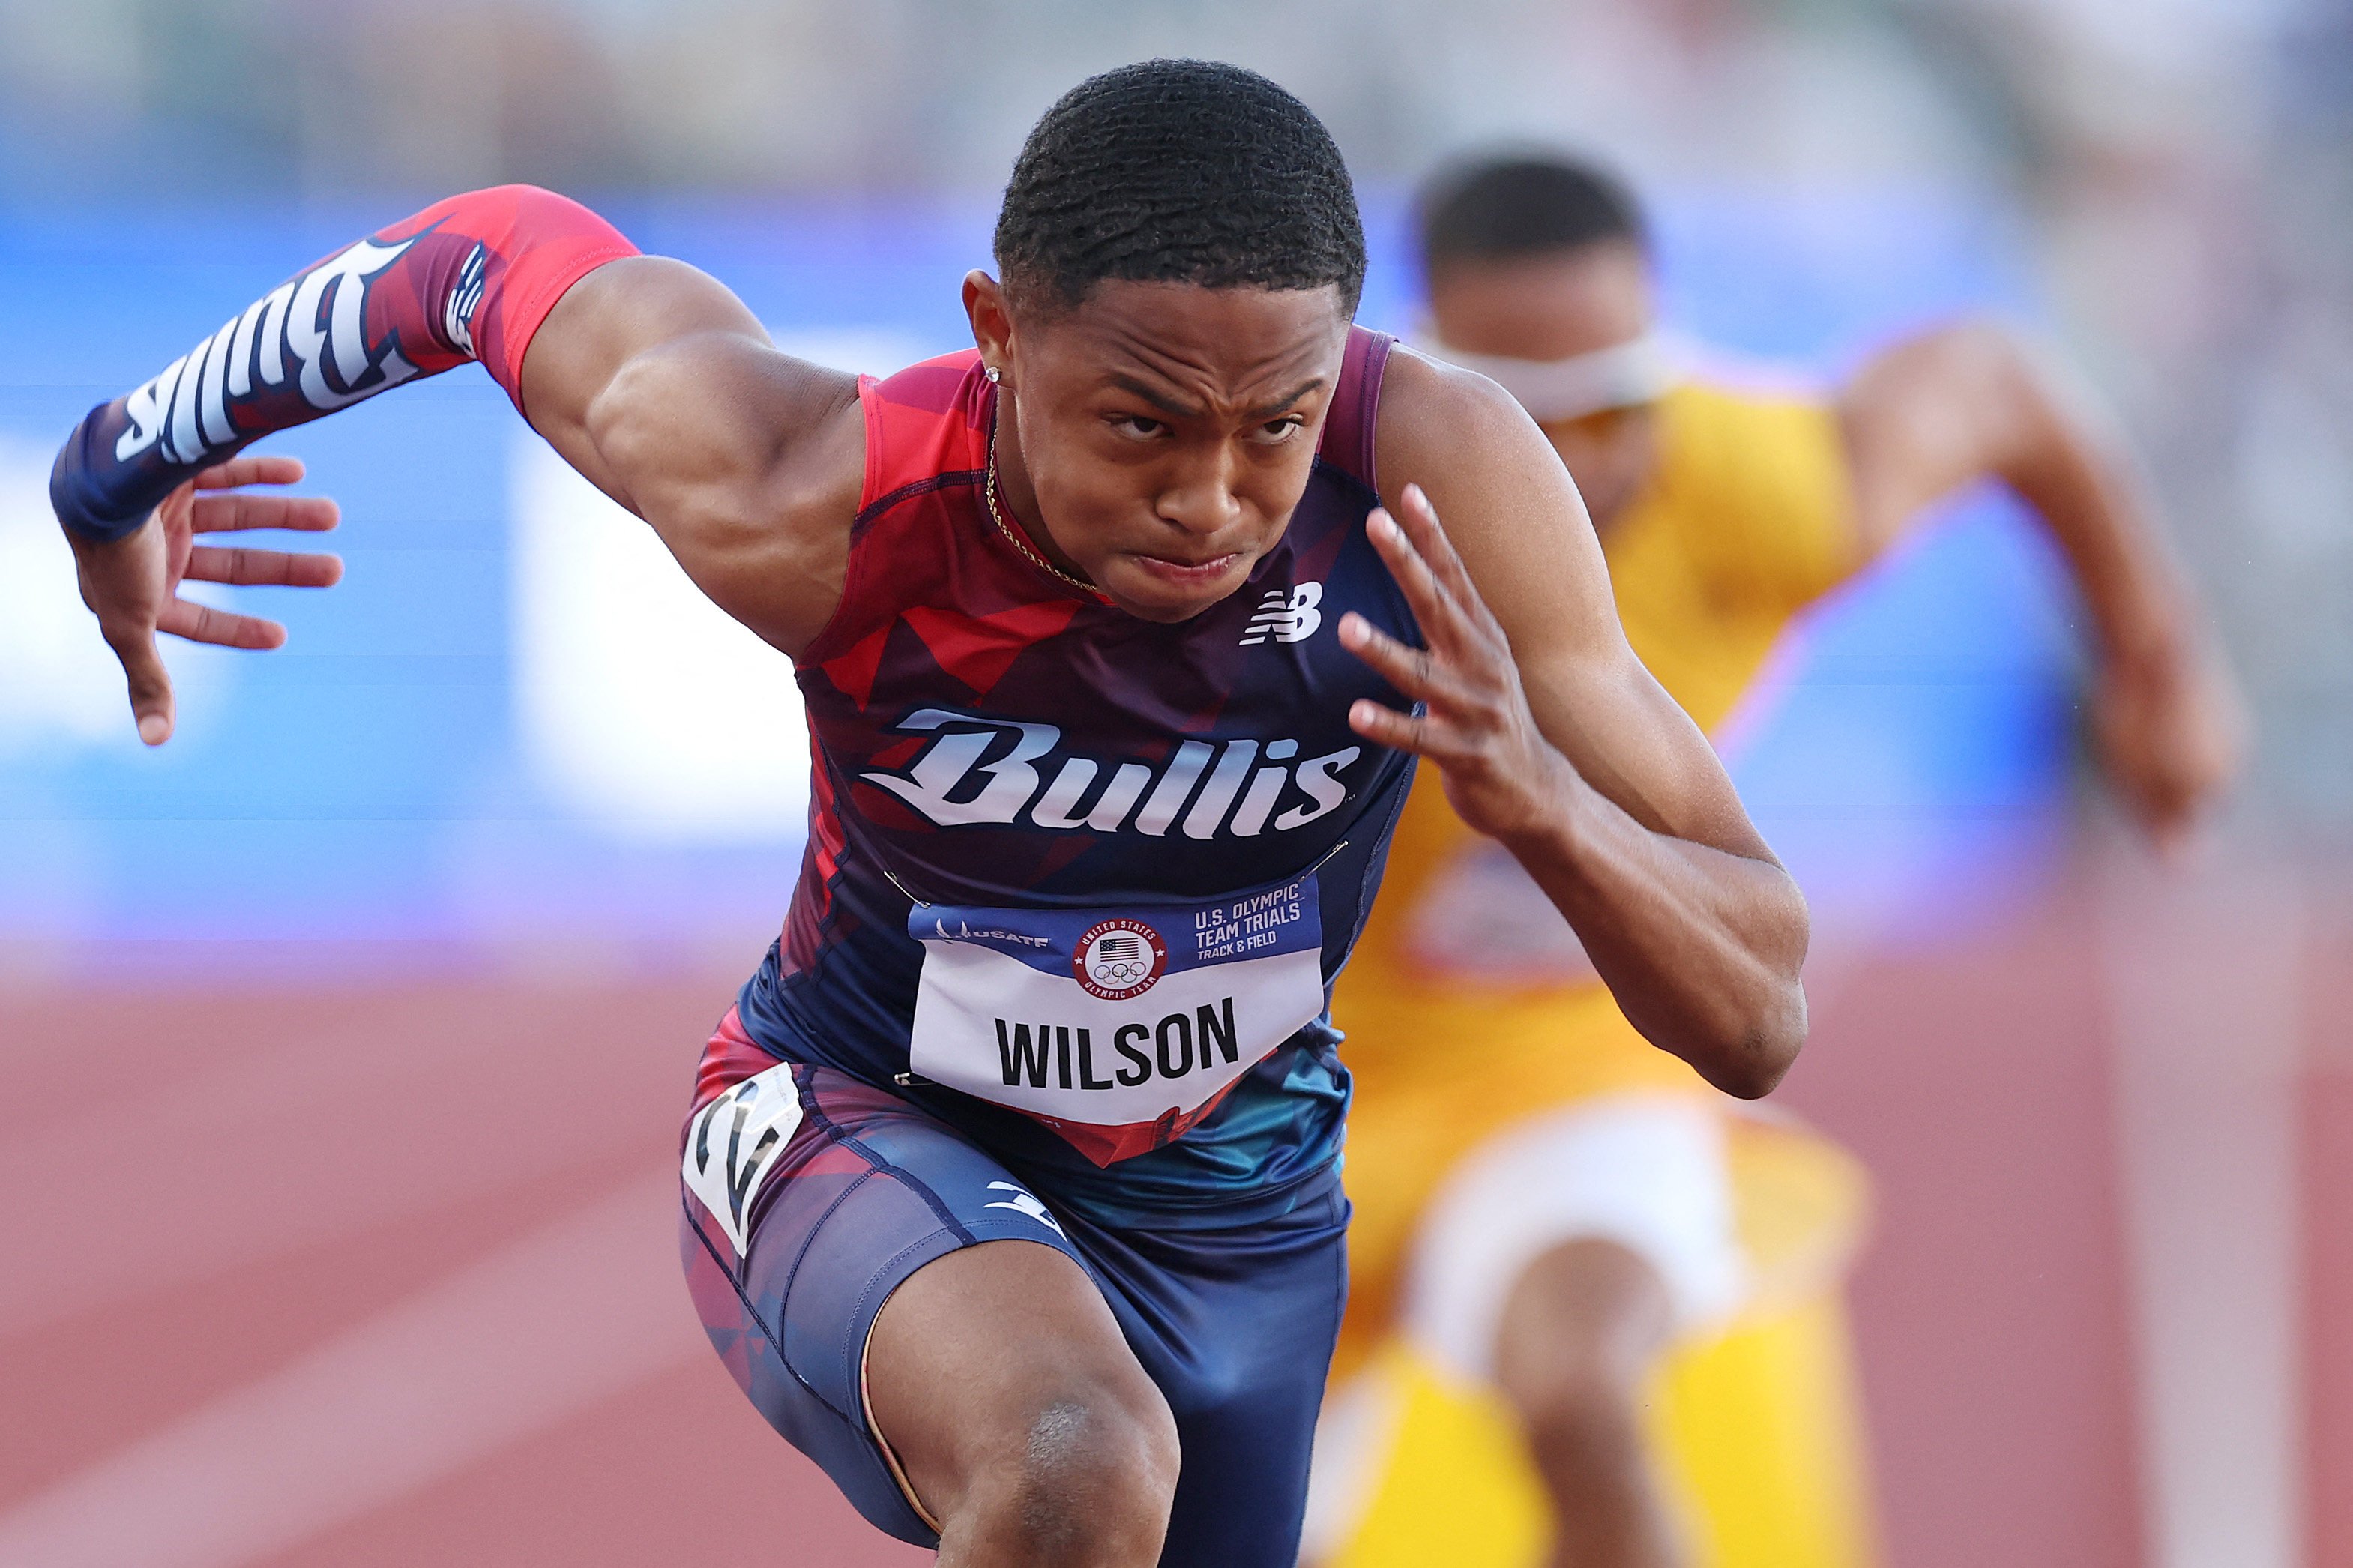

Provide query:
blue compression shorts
left=678, top=1010, right=1349, bottom=1565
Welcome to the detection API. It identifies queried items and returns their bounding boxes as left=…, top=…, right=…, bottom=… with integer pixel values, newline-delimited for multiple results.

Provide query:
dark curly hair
left=994, top=60, right=1366, bottom=316
left=1417, top=153, right=1648, bottom=274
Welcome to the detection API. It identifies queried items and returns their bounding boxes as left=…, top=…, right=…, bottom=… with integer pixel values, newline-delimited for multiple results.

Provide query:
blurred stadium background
left=0, top=1, right=2348, bottom=1565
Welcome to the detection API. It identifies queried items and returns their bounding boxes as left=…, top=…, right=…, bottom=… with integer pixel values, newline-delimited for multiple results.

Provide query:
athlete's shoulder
left=1369, top=340, right=1561, bottom=507
left=1367, top=340, right=1623, bottom=671
left=1309, top=325, right=1394, bottom=493
left=1637, top=375, right=1857, bottom=607
left=1651, top=376, right=1839, bottom=488
left=541, top=259, right=870, bottom=657
left=858, top=349, right=991, bottom=516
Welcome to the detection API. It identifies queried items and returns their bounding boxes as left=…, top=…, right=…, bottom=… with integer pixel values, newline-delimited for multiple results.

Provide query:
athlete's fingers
left=1395, top=489, right=1510, bottom=654
left=1348, top=697, right=1425, bottom=753
left=1364, top=507, right=1474, bottom=654
left=1390, top=483, right=1488, bottom=619
left=184, top=545, right=346, bottom=589
left=1358, top=510, right=1513, bottom=680
left=189, top=490, right=341, bottom=534
left=1370, top=499, right=1513, bottom=668
left=1346, top=698, right=1480, bottom=761
left=1338, top=612, right=1492, bottom=713
left=157, top=595, right=287, bottom=651
left=103, top=622, right=177, bottom=746
left=193, top=454, right=306, bottom=491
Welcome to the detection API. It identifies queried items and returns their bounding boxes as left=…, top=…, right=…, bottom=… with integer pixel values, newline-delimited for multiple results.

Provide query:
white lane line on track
left=0, top=1169, right=704, bottom=1568
left=2101, top=849, right=2307, bottom=1568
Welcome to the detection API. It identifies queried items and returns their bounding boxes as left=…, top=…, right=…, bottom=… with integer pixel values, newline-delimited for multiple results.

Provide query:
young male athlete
left=46, top=66, right=1813, bottom=1567
left=1309, top=155, right=2241, bottom=1568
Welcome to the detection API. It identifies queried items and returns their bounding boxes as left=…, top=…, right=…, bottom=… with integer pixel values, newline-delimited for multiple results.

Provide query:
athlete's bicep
left=1515, top=638, right=1776, bottom=862
left=1377, top=349, right=1776, bottom=863
left=1837, top=319, right=2052, bottom=560
left=520, top=256, right=867, bottom=654
left=519, top=255, right=810, bottom=499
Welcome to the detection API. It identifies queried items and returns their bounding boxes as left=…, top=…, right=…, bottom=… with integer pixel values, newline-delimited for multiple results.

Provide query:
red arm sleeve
left=50, top=184, right=639, bottom=542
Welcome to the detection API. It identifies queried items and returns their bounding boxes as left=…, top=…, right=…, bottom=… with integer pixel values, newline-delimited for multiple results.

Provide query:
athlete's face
left=1425, top=240, right=1661, bottom=530
left=967, top=274, right=1352, bottom=623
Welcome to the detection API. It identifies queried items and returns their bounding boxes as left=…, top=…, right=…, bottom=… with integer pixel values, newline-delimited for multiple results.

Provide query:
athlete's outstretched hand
left=63, top=454, right=343, bottom=747
left=2090, top=637, right=2245, bottom=858
left=1339, top=483, right=1575, bottom=845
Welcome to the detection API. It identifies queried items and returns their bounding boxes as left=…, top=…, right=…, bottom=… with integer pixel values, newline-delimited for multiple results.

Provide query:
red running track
left=2, top=874, right=2343, bottom=1567
left=0, top=971, right=927, bottom=1568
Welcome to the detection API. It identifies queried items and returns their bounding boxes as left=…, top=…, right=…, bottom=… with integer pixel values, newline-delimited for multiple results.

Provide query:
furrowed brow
left=1103, top=374, right=1329, bottom=423
left=1106, top=374, right=1202, bottom=419
left=1248, top=379, right=1327, bottom=420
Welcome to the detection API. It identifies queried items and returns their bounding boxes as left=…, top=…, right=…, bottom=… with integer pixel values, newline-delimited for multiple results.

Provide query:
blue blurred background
left=0, top=189, right=2075, bottom=957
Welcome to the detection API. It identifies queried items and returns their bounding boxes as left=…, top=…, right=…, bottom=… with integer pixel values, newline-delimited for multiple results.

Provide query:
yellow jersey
left=1335, top=376, right=1863, bottom=1365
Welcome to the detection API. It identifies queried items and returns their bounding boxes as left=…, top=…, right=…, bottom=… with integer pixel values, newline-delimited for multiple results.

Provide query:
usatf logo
left=1241, top=582, right=1324, bottom=645
left=931, top=917, right=1051, bottom=949
left=1073, top=918, right=1168, bottom=1001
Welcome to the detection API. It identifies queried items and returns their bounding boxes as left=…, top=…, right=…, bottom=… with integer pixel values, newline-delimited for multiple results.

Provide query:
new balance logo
left=1241, top=582, right=1323, bottom=645
left=444, top=241, right=488, bottom=356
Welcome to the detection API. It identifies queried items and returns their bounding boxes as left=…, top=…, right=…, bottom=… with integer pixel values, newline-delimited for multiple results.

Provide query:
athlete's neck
left=989, top=393, right=1095, bottom=587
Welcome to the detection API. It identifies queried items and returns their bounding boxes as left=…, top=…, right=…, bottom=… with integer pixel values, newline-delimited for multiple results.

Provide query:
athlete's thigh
left=865, top=1234, right=1176, bottom=1537
left=1076, top=1184, right=1353, bottom=1568
left=678, top=1047, right=1094, bottom=1546
left=1400, top=1092, right=1744, bottom=1384
left=1494, top=1235, right=1676, bottom=1402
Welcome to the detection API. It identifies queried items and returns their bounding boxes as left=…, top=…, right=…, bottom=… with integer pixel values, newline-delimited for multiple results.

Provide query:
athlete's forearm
left=1501, top=760, right=1810, bottom=1098
left=50, top=185, right=637, bottom=543
left=1987, top=350, right=2196, bottom=671
left=1847, top=323, right=2196, bottom=668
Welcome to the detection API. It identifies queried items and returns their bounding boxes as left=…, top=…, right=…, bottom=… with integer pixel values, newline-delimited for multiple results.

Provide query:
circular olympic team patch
left=1073, top=918, right=1169, bottom=1001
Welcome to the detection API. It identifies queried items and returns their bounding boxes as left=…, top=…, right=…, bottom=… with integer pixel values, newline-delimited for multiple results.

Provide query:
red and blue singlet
left=732, top=330, right=1417, bottom=1225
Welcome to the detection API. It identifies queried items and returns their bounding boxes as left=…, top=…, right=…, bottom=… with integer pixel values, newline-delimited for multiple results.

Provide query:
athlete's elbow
left=463, top=182, right=618, bottom=232
left=1688, top=929, right=1811, bottom=1098
left=1633, top=972, right=1805, bottom=1100
left=1696, top=987, right=1808, bottom=1100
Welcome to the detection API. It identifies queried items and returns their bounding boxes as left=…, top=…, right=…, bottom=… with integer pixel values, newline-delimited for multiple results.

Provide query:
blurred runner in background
left=1305, top=153, right=2243, bottom=1568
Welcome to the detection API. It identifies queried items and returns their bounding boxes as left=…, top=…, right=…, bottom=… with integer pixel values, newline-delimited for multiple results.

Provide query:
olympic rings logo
left=1073, top=919, right=1168, bottom=1001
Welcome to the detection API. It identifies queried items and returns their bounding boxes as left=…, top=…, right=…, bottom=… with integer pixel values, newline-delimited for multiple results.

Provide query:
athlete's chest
left=801, top=470, right=1416, bottom=901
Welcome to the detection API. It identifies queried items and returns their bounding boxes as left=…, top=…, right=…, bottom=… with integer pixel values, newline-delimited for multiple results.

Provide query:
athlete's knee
left=1492, top=1241, right=1690, bottom=1566
left=1492, top=1237, right=1675, bottom=1455
left=870, top=1240, right=1176, bottom=1562
left=962, top=1384, right=1178, bottom=1564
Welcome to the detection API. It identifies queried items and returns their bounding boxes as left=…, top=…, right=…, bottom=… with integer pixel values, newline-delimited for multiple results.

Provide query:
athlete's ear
left=963, top=271, right=1015, bottom=385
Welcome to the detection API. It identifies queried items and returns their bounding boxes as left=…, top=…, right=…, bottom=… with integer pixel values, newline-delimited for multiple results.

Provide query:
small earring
left=984, top=365, right=1002, bottom=384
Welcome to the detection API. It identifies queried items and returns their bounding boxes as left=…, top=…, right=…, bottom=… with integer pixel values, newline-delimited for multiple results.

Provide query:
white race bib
left=906, top=869, right=1327, bottom=1166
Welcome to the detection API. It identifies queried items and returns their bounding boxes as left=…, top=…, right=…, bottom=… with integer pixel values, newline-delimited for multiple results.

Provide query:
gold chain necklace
left=985, top=414, right=1100, bottom=597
